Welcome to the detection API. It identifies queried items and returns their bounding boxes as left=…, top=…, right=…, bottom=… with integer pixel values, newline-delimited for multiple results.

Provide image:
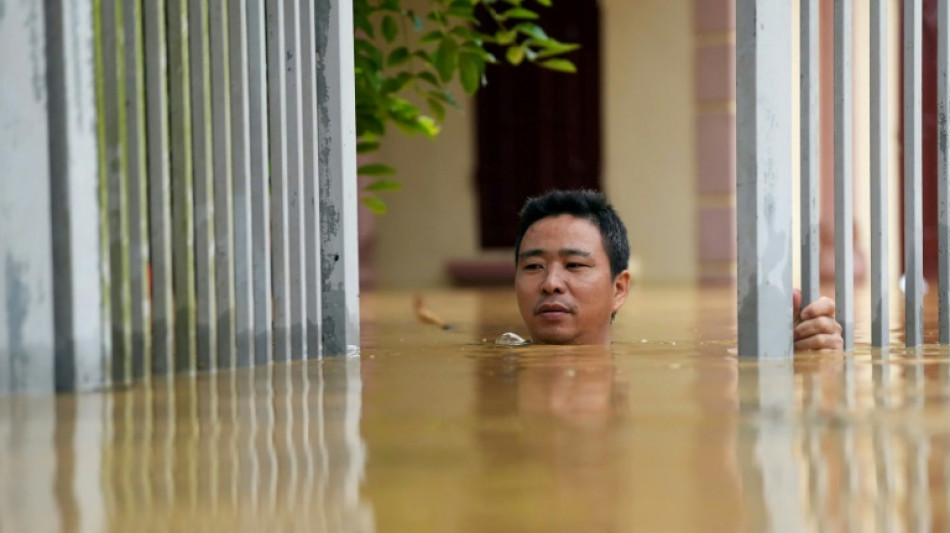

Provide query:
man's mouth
left=535, top=302, right=574, bottom=316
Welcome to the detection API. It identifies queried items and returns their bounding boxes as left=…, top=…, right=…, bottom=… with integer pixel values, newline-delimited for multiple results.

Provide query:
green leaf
left=382, top=15, right=398, bottom=43
left=416, top=71, right=440, bottom=86
left=535, top=0, right=552, bottom=6
left=458, top=52, right=482, bottom=94
left=358, top=163, right=397, bottom=175
left=357, top=141, right=380, bottom=153
left=419, top=30, right=443, bottom=43
left=539, top=58, right=577, bottom=73
left=415, top=115, right=440, bottom=136
left=427, top=97, right=446, bottom=121
left=365, top=179, right=403, bottom=192
left=434, top=37, right=459, bottom=82
left=536, top=42, right=581, bottom=59
left=387, top=47, right=410, bottom=67
left=502, top=7, right=539, bottom=20
left=506, top=45, right=525, bottom=65
left=362, top=196, right=387, bottom=215
left=495, top=29, right=518, bottom=45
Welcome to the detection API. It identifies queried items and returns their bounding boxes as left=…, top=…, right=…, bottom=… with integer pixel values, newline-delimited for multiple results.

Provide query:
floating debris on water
left=495, top=332, right=530, bottom=346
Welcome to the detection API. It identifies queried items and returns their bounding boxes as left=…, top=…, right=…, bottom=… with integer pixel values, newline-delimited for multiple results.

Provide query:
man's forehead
left=520, top=215, right=605, bottom=253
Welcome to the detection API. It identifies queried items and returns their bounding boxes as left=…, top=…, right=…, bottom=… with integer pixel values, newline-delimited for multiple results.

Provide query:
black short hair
left=515, top=189, right=630, bottom=278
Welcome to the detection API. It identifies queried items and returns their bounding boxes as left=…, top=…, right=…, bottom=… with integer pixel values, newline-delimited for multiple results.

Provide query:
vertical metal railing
left=736, top=0, right=794, bottom=358
left=834, top=0, right=855, bottom=350
left=906, top=0, right=924, bottom=347
left=801, top=0, right=820, bottom=310
left=871, top=0, right=889, bottom=348
left=737, top=0, right=950, bottom=356
left=0, top=0, right=360, bottom=393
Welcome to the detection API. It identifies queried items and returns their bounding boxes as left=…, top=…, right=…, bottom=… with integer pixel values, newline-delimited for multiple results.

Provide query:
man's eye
left=523, top=263, right=542, bottom=271
left=566, top=263, right=588, bottom=270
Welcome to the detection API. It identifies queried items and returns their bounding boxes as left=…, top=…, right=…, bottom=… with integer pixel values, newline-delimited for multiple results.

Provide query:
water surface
left=2, top=286, right=949, bottom=532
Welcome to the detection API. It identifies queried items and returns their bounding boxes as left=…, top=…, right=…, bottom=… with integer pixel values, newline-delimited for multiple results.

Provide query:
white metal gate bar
left=145, top=0, right=175, bottom=374
left=229, top=0, right=256, bottom=366
left=266, top=0, right=292, bottom=362
left=906, top=0, right=924, bottom=347
left=736, top=0, right=794, bottom=358
left=189, top=0, right=218, bottom=370
left=211, top=0, right=237, bottom=369
left=317, top=0, right=361, bottom=356
left=100, top=0, right=134, bottom=384
left=48, top=0, right=106, bottom=391
left=871, top=0, right=890, bottom=348
left=835, top=0, right=855, bottom=351
left=284, top=0, right=309, bottom=360
left=167, top=0, right=199, bottom=374
left=801, top=0, right=820, bottom=309
left=939, top=0, right=950, bottom=344
left=301, top=0, right=324, bottom=357
left=247, top=0, right=274, bottom=366
left=122, top=0, right=152, bottom=379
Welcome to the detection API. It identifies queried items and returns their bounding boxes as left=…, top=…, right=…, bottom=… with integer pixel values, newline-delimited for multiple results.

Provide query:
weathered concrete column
left=0, top=0, right=105, bottom=392
left=316, top=0, right=360, bottom=356
left=736, top=0, right=793, bottom=358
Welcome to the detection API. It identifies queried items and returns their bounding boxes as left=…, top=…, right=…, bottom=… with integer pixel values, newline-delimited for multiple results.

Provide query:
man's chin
left=529, top=328, right=578, bottom=345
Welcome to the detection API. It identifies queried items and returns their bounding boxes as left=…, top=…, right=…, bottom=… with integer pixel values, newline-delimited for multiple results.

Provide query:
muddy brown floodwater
left=2, top=285, right=950, bottom=532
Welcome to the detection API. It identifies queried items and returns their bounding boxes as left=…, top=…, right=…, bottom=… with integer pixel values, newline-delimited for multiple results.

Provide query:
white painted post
left=834, top=0, right=854, bottom=351
left=267, top=0, right=292, bottom=362
left=100, top=0, right=133, bottom=384
left=189, top=0, right=218, bottom=370
left=168, top=0, right=199, bottom=373
left=248, top=0, right=274, bottom=365
left=736, top=0, right=793, bottom=358
left=144, top=0, right=175, bottom=375
left=1, top=0, right=105, bottom=393
left=122, top=0, right=152, bottom=378
left=229, top=0, right=256, bottom=366
left=906, top=0, right=924, bottom=347
left=801, top=0, right=820, bottom=309
left=284, top=0, right=308, bottom=360
left=316, top=0, right=361, bottom=356
left=210, top=0, right=237, bottom=368
left=49, top=0, right=107, bottom=391
left=871, top=0, right=890, bottom=348
left=301, top=0, right=323, bottom=358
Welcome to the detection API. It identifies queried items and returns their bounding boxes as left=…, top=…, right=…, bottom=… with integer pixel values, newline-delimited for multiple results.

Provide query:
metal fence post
left=736, top=0, right=794, bottom=358
left=316, top=0, right=361, bottom=356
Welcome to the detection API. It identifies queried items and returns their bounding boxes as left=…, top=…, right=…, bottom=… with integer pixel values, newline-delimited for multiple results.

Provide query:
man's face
left=515, top=215, right=630, bottom=345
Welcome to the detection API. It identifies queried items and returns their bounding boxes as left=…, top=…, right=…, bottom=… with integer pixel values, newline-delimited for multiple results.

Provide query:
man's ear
left=612, top=270, right=631, bottom=314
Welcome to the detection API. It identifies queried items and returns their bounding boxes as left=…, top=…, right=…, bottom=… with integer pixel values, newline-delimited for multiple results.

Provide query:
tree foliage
left=353, top=0, right=577, bottom=213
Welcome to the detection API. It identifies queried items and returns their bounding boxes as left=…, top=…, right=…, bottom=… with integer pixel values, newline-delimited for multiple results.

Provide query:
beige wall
left=374, top=0, right=698, bottom=288
left=601, top=0, right=696, bottom=284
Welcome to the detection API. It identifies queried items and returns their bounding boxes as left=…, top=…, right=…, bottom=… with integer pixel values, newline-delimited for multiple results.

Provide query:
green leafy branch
left=353, top=0, right=578, bottom=214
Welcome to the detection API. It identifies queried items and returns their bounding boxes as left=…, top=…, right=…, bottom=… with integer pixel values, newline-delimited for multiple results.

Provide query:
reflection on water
left=4, top=287, right=950, bottom=531
left=0, top=357, right=371, bottom=533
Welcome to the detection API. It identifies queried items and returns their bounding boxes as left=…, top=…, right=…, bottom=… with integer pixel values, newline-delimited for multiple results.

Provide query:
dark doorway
left=474, top=0, right=602, bottom=249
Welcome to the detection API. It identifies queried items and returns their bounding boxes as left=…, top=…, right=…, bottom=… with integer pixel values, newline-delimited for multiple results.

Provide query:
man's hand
left=792, top=289, right=844, bottom=351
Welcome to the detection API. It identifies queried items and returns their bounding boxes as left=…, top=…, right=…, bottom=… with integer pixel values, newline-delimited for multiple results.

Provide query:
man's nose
left=541, top=266, right=566, bottom=294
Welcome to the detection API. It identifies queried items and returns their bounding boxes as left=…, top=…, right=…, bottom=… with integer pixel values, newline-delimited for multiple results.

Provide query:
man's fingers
left=794, top=316, right=842, bottom=341
left=795, top=333, right=844, bottom=352
left=800, top=296, right=836, bottom=321
left=792, top=288, right=802, bottom=320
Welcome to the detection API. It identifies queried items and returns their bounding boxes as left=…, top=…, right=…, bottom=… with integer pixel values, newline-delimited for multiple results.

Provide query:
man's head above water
left=513, top=189, right=845, bottom=351
left=514, top=189, right=631, bottom=345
